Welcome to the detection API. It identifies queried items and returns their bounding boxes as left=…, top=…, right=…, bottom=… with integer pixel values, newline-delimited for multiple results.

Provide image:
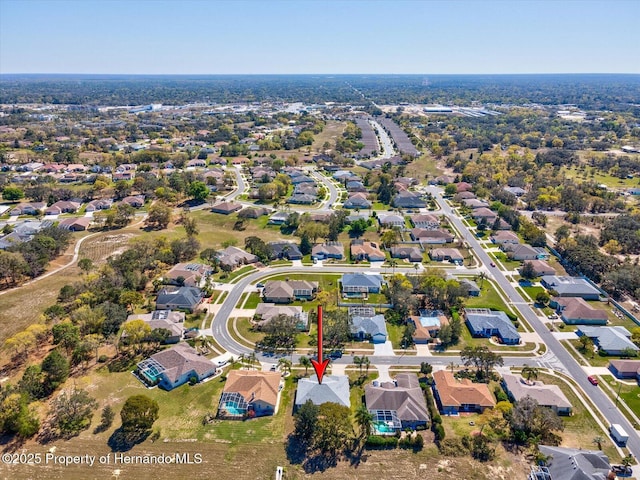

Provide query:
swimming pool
left=373, top=421, right=396, bottom=435
left=222, top=403, right=245, bottom=416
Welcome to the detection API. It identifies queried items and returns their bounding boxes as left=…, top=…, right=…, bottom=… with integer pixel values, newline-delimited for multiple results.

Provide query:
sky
left=1, top=0, right=639, bottom=75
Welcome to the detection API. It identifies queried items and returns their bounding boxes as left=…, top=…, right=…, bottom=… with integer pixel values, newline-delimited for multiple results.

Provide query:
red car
left=588, top=375, right=599, bottom=386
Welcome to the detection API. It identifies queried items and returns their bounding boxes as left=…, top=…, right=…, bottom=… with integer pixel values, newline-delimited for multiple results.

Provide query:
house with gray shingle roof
left=536, top=446, right=613, bottom=480
left=541, top=276, right=601, bottom=300
left=608, top=360, right=640, bottom=381
left=390, top=246, right=423, bottom=263
left=311, top=242, right=344, bottom=260
left=341, top=273, right=384, bottom=295
left=351, top=314, right=387, bottom=343
left=136, top=343, right=216, bottom=390
left=465, top=308, right=520, bottom=345
left=502, top=373, right=572, bottom=415
left=262, top=280, right=318, bottom=303
left=156, top=286, right=204, bottom=313
left=551, top=297, right=608, bottom=325
left=295, top=375, right=350, bottom=410
left=577, top=326, right=639, bottom=356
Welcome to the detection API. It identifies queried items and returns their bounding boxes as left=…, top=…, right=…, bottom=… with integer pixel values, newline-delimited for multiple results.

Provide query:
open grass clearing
left=601, top=375, right=640, bottom=429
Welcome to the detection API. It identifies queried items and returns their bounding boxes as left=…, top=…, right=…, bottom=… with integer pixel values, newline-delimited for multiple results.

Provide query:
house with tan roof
left=165, top=262, right=213, bottom=288
left=608, top=360, right=640, bottom=381
left=350, top=240, right=386, bottom=262
left=211, top=201, right=242, bottom=215
left=410, top=228, right=454, bottom=244
left=551, top=297, right=608, bottom=325
left=411, top=213, right=440, bottom=229
left=429, top=248, right=464, bottom=264
left=519, top=259, right=555, bottom=277
left=490, top=231, right=519, bottom=245
left=262, top=280, right=318, bottom=303
left=218, top=370, right=282, bottom=419
left=136, top=343, right=216, bottom=390
left=502, top=373, right=572, bottom=415
left=432, top=370, right=496, bottom=415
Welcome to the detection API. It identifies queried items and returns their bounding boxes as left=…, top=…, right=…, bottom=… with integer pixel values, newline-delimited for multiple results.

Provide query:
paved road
left=370, top=119, right=395, bottom=159
left=208, top=264, right=484, bottom=356
left=310, top=170, right=340, bottom=209
left=427, top=186, right=640, bottom=461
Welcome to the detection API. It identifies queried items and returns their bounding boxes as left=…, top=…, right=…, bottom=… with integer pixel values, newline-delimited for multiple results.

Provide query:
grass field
left=463, top=280, right=512, bottom=314
left=533, top=372, right=619, bottom=460
left=601, top=375, right=640, bottom=429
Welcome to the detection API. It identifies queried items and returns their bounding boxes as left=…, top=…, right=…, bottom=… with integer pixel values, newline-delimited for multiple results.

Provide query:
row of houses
left=8, top=195, right=145, bottom=216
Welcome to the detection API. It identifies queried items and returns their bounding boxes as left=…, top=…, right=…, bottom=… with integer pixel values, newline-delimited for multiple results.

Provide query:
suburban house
left=295, top=375, right=351, bottom=410
left=577, top=326, right=639, bottom=356
left=85, top=199, right=113, bottom=212
left=454, top=191, right=476, bottom=201
left=535, top=446, right=613, bottom=480
left=377, top=213, right=405, bottom=228
left=390, top=246, right=423, bottom=263
left=262, top=280, right=318, bottom=303
left=311, top=242, right=344, bottom=260
left=238, top=207, right=270, bottom=219
left=502, top=373, right=572, bottom=415
left=136, top=343, right=216, bottom=390
left=504, top=186, right=526, bottom=197
left=268, top=241, right=303, bottom=260
left=461, top=198, right=489, bottom=209
left=490, top=231, right=520, bottom=245
left=45, top=200, right=81, bottom=215
left=351, top=314, right=388, bottom=343
left=341, top=273, right=384, bottom=295
left=458, top=279, right=481, bottom=296
left=608, top=360, right=640, bottom=381
left=411, top=213, right=440, bottom=229
left=429, top=248, right=464, bottom=264
left=432, top=370, right=496, bottom=415
left=392, top=190, right=426, bottom=209
left=550, top=297, right=608, bottom=325
left=541, top=276, right=601, bottom=300
left=501, top=243, right=540, bottom=261
left=410, top=228, right=454, bottom=244
left=344, top=193, right=372, bottom=209
left=126, top=310, right=186, bottom=344
left=57, top=217, right=91, bottom=231
left=211, top=201, right=243, bottom=215
left=519, top=259, right=555, bottom=277
left=120, top=195, right=145, bottom=208
left=254, top=304, right=308, bottom=330
left=164, top=263, right=213, bottom=288
left=156, top=286, right=204, bottom=313
left=218, top=370, right=281, bottom=419
left=465, top=308, right=521, bottom=345
left=456, top=182, right=473, bottom=192
left=288, top=193, right=317, bottom=205
left=8, top=202, right=46, bottom=216
left=350, top=240, right=386, bottom=262
left=267, top=211, right=290, bottom=225
left=365, top=373, right=430, bottom=433
left=216, top=246, right=259, bottom=270
left=409, top=310, right=448, bottom=344
left=471, top=207, right=498, bottom=223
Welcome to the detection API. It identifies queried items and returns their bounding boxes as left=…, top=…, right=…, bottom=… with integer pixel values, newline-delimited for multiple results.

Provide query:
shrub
left=189, top=376, right=198, bottom=385
left=366, top=435, right=398, bottom=449
left=494, top=386, right=509, bottom=403
left=438, top=437, right=469, bottom=457
left=434, top=424, right=446, bottom=442
left=98, top=355, right=108, bottom=363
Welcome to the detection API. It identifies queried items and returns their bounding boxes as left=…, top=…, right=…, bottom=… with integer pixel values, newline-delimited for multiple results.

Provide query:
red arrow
left=310, top=305, right=330, bottom=384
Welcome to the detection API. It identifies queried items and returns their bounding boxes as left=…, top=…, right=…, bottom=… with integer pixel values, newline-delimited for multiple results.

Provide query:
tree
left=121, top=320, right=152, bottom=354
left=18, top=365, right=44, bottom=400
left=187, top=181, right=209, bottom=202
left=535, top=291, right=550, bottom=306
left=420, top=362, right=433, bottom=376
left=95, top=405, right=115, bottom=433
left=509, top=395, right=564, bottom=446
left=521, top=365, right=539, bottom=384
left=50, top=388, right=98, bottom=437
left=461, top=346, right=503, bottom=380
left=120, top=395, right=159, bottom=432
left=78, top=258, right=94, bottom=274
left=520, top=261, right=537, bottom=280
left=322, top=309, right=352, bottom=350
left=444, top=184, right=457, bottom=196
left=592, top=435, right=604, bottom=450
left=355, top=403, right=373, bottom=440
left=0, top=389, right=40, bottom=438
left=41, top=349, right=70, bottom=393
left=182, top=215, right=199, bottom=237
left=257, top=315, right=298, bottom=354
left=119, top=290, right=144, bottom=312
left=293, top=399, right=318, bottom=450
left=578, top=335, right=594, bottom=355
left=299, top=233, right=312, bottom=256
left=52, top=322, right=80, bottom=356
left=299, top=356, right=311, bottom=376
left=314, top=402, right=353, bottom=456
left=2, top=186, right=25, bottom=201
left=145, top=202, right=172, bottom=230
left=349, top=219, right=368, bottom=238
left=278, top=357, right=292, bottom=375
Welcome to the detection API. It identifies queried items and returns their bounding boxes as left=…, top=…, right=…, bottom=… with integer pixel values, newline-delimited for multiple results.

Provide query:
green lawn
left=601, top=375, right=640, bottom=429
left=233, top=317, right=264, bottom=346
left=533, top=372, right=618, bottom=460
left=491, top=252, right=522, bottom=271
left=464, top=280, right=512, bottom=314
left=565, top=339, right=638, bottom=367
left=521, top=285, right=545, bottom=302
left=244, top=292, right=261, bottom=309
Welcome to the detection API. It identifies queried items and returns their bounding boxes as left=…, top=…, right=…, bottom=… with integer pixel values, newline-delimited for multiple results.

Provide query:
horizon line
left=2, top=72, right=640, bottom=76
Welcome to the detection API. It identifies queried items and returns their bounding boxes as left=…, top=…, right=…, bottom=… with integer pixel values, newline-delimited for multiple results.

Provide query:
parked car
left=328, top=350, right=343, bottom=359
left=490, top=262, right=496, bottom=267
left=587, top=375, right=599, bottom=386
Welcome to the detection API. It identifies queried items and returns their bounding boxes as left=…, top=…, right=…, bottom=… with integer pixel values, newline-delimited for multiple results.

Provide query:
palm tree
left=363, top=356, right=370, bottom=375
left=477, top=271, right=487, bottom=289
left=592, top=435, right=604, bottom=450
left=355, top=403, right=374, bottom=440
left=278, top=358, right=292, bottom=375
left=299, top=356, right=311, bottom=376
left=521, top=365, right=539, bottom=384
left=354, top=355, right=363, bottom=374
left=448, top=362, right=457, bottom=374
left=389, top=259, right=398, bottom=275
